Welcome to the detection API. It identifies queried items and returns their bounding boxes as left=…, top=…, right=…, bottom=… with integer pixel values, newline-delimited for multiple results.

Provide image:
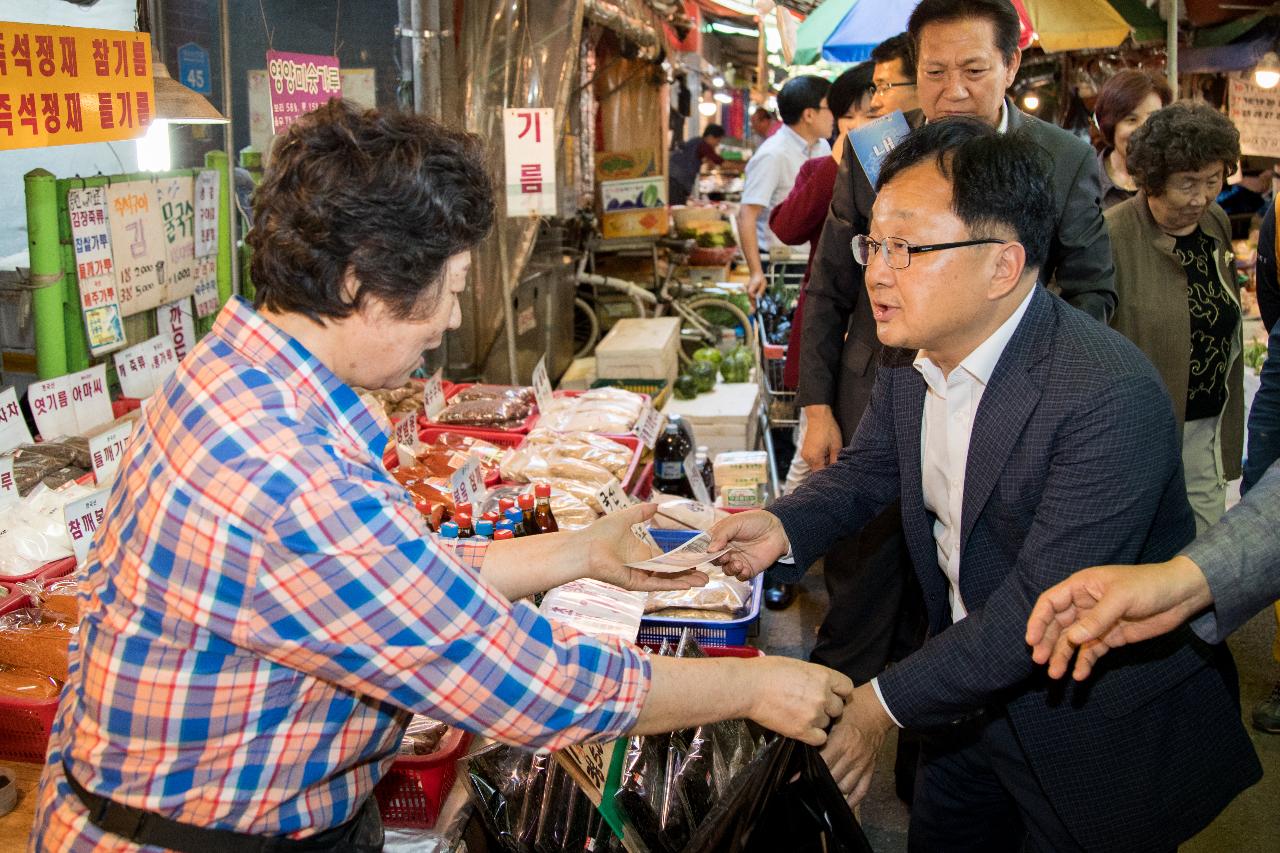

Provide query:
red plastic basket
left=111, top=397, right=144, bottom=418
left=0, top=591, right=31, bottom=618
left=0, top=693, right=59, bottom=763
left=0, top=555, right=77, bottom=587
left=419, top=383, right=539, bottom=434
left=373, top=727, right=473, bottom=829
left=510, top=431, right=644, bottom=493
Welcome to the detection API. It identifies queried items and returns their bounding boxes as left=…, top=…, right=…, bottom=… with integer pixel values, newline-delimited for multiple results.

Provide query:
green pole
left=206, top=150, right=235, bottom=306
left=26, top=168, right=66, bottom=379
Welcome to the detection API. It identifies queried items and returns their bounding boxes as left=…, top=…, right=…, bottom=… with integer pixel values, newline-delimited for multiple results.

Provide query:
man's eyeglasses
left=871, top=81, right=917, bottom=97
left=852, top=234, right=1008, bottom=270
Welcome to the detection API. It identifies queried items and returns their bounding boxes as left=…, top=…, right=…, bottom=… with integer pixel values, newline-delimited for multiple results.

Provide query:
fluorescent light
left=709, top=22, right=759, bottom=38
left=136, top=119, right=172, bottom=171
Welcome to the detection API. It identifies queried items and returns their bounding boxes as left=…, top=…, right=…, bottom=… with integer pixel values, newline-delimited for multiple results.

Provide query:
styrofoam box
left=663, top=381, right=760, bottom=458
left=595, top=317, right=681, bottom=387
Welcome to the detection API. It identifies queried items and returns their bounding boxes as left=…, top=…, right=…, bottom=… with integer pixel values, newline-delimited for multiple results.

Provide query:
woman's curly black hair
left=1126, top=101, right=1240, bottom=197
left=248, top=99, right=494, bottom=323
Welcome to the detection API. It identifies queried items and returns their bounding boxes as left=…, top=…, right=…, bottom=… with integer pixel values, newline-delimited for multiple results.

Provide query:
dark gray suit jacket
left=796, top=99, right=1117, bottom=442
left=772, top=287, right=1259, bottom=851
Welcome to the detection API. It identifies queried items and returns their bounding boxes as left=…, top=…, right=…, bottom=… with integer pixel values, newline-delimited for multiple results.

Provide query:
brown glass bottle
left=533, top=483, right=559, bottom=533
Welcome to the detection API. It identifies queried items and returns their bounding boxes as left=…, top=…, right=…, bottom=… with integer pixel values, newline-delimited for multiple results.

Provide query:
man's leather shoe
left=763, top=581, right=796, bottom=610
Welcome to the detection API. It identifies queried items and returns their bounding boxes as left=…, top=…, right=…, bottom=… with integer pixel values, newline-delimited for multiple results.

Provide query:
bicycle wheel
left=678, top=297, right=756, bottom=365
left=573, top=296, right=600, bottom=360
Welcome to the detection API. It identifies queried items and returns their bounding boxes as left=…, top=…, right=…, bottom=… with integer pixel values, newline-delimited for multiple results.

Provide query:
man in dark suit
left=711, top=119, right=1259, bottom=851
left=791, top=0, right=1115, bottom=759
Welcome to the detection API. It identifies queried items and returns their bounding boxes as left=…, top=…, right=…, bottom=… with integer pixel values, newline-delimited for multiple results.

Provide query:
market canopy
left=793, top=0, right=919, bottom=66
left=1020, top=0, right=1132, bottom=53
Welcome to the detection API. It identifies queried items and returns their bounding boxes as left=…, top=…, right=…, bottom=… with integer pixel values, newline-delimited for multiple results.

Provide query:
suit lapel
left=959, top=288, right=1054, bottom=551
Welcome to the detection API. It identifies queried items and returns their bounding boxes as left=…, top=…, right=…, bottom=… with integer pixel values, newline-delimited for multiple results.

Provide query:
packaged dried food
left=10, top=442, right=87, bottom=497
left=410, top=432, right=505, bottom=480
left=391, top=465, right=454, bottom=519
left=539, top=388, right=646, bottom=434
left=14, top=575, right=80, bottom=621
left=435, top=397, right=531, bottom=430
left=355, top=382, right=425, bottom=420
left=398, top=716, right=449, bottom=756
left=500, top=431, right=633, bottom=488
left=0, top=665, right=62, bottom=699
left=0, top=606, right=77, bottom=681
left=0, top=482, right=96, bottom=577
left=644, top=567, right=752, bottom=616
left=451, top=384, right=535, bottom=406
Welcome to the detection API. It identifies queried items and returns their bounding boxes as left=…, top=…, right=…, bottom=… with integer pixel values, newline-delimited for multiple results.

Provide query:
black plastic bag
left=684, top=736, right=874, bottom=853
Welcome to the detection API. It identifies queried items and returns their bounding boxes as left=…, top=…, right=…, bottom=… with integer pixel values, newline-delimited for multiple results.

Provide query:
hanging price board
left=147, top=334, right=179, bottom=389
left=63, top=486, right=111, bottom=563
left=423, top=368, right=446, bottom=419
left=0, top=455, right=16, bottom=510
left=67, top=185, right=126, bottom=355
left=89, top=420, right=134, bottom=486
left=450, top=456, right=486, bottom=508
left=531, top=354, right=554, bottom=414
left=155, top=176, right=197, bottom=301
left=194, top=169, right=220, bottom=258
left=0, top=387, right=33, bottom=454
left=106, top=180, right=167, bottom=315
left=113, top=337, right=157, bottom=398
left=156, top=298, right=195, bottom=361
left=632, top=403, right=665, bottom=449
left=192, top=256, right=220, bottom=318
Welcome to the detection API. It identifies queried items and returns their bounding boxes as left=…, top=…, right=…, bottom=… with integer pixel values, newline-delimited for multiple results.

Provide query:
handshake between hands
left=707, top=511, right=896, bottom=807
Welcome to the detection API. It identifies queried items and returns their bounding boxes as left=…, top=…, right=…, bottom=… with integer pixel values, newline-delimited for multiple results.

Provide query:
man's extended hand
left=801, top=405, right=843, bottom=471
left=1025, top=556, right=1214, bottom=681
left=580, top=503, right=709, bottom=592
left=821, top=683, right=895, bottom=807
left=706, top=510, right=790, bottom=580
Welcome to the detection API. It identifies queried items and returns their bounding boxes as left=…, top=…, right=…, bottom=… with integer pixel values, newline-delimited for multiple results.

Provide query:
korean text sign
left=266, top=50, right=341, bottom=134
left=503, top=108, right=557, bottom=217
left=0, top=22, right=154, bottom=150
left=1229, top=73, right=1280, bottom=158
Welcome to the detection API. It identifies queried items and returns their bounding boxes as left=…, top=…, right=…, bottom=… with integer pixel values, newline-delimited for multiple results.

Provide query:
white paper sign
left=106, top=180, right=168, bottom=316
left=683, top=454, right=712, bottom=505
left=624, top=531, right=729, bottom=573
left=89, top=421, right=135, bottom=486
left=531, top=355, right=554, bottom=414
left=67, top=185, right=126, bottom=356
left=632, top=403, right=665, bottom=449
left=423, top=369, right=446, bottom=419
left=156, top=176, right=197, bottom=301
left=66, top=364, right=114, bottom=434
left=63, top=487, right=111, bottom=564
left=28, top=375, right=78, bottom=440
left=193, top=256, right=220, bottom=319
left=594, top=477, right=635, bottom=515
left=0, top=455, right=16, bottom=510
left=450, top=456, right=486, bottom=507
left=156, top=298, right=196, bottom=361
left=393, top=413, right=419, bottom=469
left=1229, top=72, right=1280, bottom=157
left=195, top=170, right=220, bottom=258
left=0, top=387, right=33, bottom=454
left=113, top=338, right=158, bottom=398
left=148, top=334, right=180, bottom=390
left=502, top=108, right=557, bottom=217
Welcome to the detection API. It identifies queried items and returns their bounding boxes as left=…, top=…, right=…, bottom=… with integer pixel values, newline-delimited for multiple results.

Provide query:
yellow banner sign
left=0, top=22, right=154, bottom=151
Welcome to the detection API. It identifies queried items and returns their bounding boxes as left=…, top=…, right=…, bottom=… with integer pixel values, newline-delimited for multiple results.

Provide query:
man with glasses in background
left=867, top=32, right=920, bottom=119
left=710, top=118, right=1258, bottom=852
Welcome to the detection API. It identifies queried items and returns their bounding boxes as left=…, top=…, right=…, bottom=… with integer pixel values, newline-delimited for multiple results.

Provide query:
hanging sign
left=156, top=176, right=197, bottom=301
left=177, top=42, right=211, bottom=95
left=106, top=180, right=167, bottom=315
left=0, top=22, right=154, bottom=151
left=0, top=386, right=33, bottom=454
left=194, top=169, right=219, bottom=257
left=265, top=50, right=341, bottom=134
left=1228, top=73, right=1280, bottom=158
left=192, top=256, right=220, bottom=318
left=502, top=108, right=557, bottom=217
left=148, top=333, right=179, bottom=389
left=67, top=185, right=126, bottom=355
left=155, top=298, right=195, bottom=361
left=63, top=486, right=111, bottom=563
left=113, top=337, right=157, bottom=398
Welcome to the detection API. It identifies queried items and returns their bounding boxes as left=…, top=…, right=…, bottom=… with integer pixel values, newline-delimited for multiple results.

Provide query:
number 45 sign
left=503, top=108, right=556, bottom=218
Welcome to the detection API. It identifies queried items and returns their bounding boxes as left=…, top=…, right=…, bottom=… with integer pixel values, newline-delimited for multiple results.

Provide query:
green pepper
left=674, top=373, right=700, bottom=400
left=690, top=360, right=718, bottom=392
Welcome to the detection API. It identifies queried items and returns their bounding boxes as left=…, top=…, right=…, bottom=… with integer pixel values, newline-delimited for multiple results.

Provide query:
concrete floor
left=758, top=562, right=1280, bottom=852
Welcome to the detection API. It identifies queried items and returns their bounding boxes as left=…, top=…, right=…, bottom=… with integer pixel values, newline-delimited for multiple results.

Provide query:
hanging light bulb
left=714, top=92, right=733, bottom=104
left=1256, top=51, right=1280, bottom=90
left=1022, top=92, right=1040, bottom=112
left=136, top=119, right=172, bottom=171
left=712, top=75, right=726, bottom=88
left=698, top=100, right=718, bottom=117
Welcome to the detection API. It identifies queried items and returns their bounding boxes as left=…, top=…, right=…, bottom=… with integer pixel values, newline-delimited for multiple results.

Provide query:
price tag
left=66, top=364, right=113, bottom=434
left=594, top=477, right=635, bottom=515
left=0, top=455, right=16, bottom=510
left=683, top=454, right=713, bottom=505
left=0, top=387, right=33, bottom=454
left=563, top=742, right=611, bottom=802
left=28, top=375, right=77, bottom=440
left=631, top=523, right=659, bottom=551
left=89, top=421, right=135, bottom=486
left=114, top=339, right=158, bottom=398
left=63, top=486, right=111, bottom=564
left=450, top=456, right=487, bottom=507
left=423, top=368, right=446, bottom=419
left=393, top=414, right=419, bottom=468
left=632, top=403, right=665, bottom=449
left=531, top=355, right=554, bottom=414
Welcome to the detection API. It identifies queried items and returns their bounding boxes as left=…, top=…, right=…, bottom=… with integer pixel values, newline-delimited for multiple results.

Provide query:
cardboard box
left=663, top=381, right=760, bottom=459
left=595, top=317, right=680, bottom=387
left=713, top=451, right=768, bottom=488
left=595, top=149, right=660, bottom=182
left=600, top=177, right=669, bottom=239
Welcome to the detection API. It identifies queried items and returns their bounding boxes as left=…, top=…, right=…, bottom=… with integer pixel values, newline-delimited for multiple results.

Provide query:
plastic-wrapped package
left=512, top=429, right=632, bottom=479
left=10, top=441, right=90, bottom=497
left=0, top=665, right=62, bottom=699
left=650, top=496, right=729, bottom=531
left=0, top=482, right=97, bottom=577
left=408, top=432, right=505, bottom=480
left=466, top=744, right=534, bottom=850
left=435, top=396, right=532, bottom=430
left=14, top=575, right=80, bottom=621
left=644, top=567, right=752, bottom=616
left=538, top=388, right=645, bottom=434
left=452, top=384, right=535, bottom=406
left=355, top=382, right=424, bottom=420
left=398, top=716, right=450, bottom=756
left=0, top=605, right=77, bottom=681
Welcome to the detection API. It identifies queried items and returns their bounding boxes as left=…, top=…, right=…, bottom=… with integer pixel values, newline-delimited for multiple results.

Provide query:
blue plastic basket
left=639, top=527, right=762, bottom=646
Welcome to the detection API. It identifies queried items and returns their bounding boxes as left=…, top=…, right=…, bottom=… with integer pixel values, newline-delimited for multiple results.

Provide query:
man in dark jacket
left=793, top=0, right=1116, bottom=736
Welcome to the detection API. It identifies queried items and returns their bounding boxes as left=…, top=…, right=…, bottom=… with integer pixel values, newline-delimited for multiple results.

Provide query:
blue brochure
left=848, top=111, right=912, bottom=189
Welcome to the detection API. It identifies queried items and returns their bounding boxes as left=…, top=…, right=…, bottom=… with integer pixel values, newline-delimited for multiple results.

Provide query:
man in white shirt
left=737, top=75, right=833, bottom=299
left=709, top=118, right=1259, bottom=852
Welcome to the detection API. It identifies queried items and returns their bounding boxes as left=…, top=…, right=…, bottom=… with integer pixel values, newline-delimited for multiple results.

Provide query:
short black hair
left=829, top=62, right=875, bottom=121
left=249, top=100, right=494, bottom=324
left=703, top=123, right=726, bottom=138
left=871, top=32, right=916, bottom=79
left=777, top=75, right=831, bottom=125
left=876, top=116, right=1054, bottom=275
left=1126, top=101, right=1241, bottom=197
left=908, top=0, right=1021, bottom=64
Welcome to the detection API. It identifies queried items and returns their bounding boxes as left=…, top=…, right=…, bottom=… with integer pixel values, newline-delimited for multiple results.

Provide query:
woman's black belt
left=62, top=761, right=384, bottom=852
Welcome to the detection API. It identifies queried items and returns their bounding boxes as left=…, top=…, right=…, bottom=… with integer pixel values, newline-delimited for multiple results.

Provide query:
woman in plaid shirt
left=30, top=101, right=851, bottom=853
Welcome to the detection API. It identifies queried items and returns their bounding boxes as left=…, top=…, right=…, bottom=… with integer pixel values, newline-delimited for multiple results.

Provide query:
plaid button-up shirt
left=31, top=298, right=650, bottom=851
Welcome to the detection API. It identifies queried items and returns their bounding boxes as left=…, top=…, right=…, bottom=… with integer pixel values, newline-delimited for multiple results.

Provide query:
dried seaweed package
left=612, top=732, right=674, bottom=853
left=465, top=744, right=531, bottom=850
left=514, top=752, right=550, bottom=849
